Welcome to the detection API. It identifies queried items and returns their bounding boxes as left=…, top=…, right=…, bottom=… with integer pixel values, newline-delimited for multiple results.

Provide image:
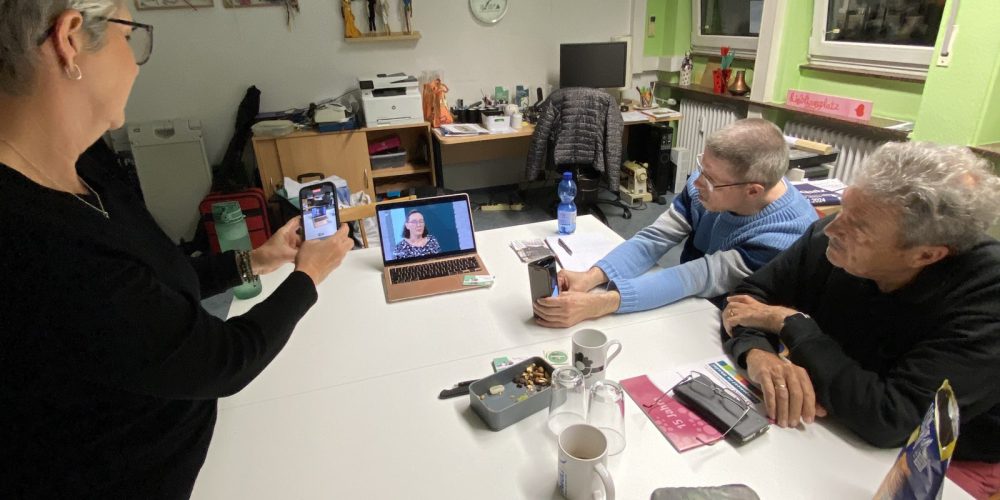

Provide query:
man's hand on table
left=533, top=290, right=620, bottom=328
left=722, top=294, right=799, bottom=336
left=745, top=349, right=827, bottom=428
left=557, top=267, right=608, bottom=293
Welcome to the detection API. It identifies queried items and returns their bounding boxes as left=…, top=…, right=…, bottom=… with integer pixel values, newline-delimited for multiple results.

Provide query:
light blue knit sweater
left=596, top=173, right=817, bottom=313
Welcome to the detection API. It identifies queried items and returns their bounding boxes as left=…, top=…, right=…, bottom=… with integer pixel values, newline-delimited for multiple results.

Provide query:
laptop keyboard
left=390, top=256, right=481, bottom=284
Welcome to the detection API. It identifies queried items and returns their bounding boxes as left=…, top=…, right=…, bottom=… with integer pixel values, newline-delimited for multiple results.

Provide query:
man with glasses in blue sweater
left=534, top=118, right=817, bottom=328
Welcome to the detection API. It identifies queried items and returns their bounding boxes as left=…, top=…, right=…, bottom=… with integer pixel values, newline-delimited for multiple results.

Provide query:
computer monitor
left=559, top=41, right=629, bottom=89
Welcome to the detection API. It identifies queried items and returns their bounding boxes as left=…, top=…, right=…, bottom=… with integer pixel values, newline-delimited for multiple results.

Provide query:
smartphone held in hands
left=299, top=182, right=340, bottom=241
left=528, top=256, right=559, bottom=314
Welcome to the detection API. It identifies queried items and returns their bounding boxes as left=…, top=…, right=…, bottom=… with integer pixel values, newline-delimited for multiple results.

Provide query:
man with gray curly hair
left=535, top=118, right=817, bottom=328
left=723, top=141, right=1000, bottom=498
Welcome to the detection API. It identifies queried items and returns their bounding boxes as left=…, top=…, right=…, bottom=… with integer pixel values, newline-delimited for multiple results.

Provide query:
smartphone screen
left=300, top=182, right=340, bottom=241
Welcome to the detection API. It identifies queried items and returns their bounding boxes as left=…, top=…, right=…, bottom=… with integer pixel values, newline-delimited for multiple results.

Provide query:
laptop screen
left=376, top=195, right=477, bottom=265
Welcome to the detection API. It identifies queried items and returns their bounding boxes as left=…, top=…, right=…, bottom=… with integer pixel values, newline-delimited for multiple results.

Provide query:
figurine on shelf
left=342, top=0, right=361, bottom=38
left=367, top=0, right=377, bottom=31
left=379, top=0, right=391, bottom=34
left=402, top=0, right=413, bottom=34
left=679, top=52, right=693, bottom=86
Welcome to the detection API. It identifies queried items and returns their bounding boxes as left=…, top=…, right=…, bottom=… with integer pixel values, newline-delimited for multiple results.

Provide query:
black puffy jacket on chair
left=525, top=87, right=624, bottom=191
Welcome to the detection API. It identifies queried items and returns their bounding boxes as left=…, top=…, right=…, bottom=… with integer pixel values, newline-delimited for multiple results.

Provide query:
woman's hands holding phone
left=295, top=223, right=354, bottom=285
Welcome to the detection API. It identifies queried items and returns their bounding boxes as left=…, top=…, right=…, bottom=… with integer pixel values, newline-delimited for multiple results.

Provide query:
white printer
left=359, top=73, right=423, bottom=127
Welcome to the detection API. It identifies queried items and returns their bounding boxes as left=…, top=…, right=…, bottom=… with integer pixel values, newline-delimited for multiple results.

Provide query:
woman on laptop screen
left=394, top=210, right=442, bottom=258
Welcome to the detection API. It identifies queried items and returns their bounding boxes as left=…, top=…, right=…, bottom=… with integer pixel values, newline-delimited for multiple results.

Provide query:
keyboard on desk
left=389, top=256, right=481, bottom=284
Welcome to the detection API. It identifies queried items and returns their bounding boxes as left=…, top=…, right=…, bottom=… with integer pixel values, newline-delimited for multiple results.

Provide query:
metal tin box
left=469, top=357, right=555, bottom=431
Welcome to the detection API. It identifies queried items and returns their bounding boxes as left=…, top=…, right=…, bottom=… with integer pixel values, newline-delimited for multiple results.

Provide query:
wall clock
left=469, top=0, right=509, bottom=24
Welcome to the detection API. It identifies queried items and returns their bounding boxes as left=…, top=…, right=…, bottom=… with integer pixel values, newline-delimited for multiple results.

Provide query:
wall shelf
left=371, top=163, right=431, bottom=179
left=662, top=83, right=750, bottom=106
left=749, top=100, right=911, bottom=141
left=345, top=32, right=421, bottom=43
left=662, top=82, right=911, bottom=141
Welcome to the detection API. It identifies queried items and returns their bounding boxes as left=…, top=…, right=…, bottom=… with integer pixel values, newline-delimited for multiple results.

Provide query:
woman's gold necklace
left=0, top=138, right=109, bottom=219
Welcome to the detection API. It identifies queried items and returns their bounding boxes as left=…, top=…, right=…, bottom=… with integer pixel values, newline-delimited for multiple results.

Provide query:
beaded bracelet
left=235, top=250, right=260, bottom=285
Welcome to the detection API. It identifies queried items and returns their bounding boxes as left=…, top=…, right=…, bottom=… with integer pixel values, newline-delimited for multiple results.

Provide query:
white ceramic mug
left=571, top=329, right=622, bottom=387
left=787, top=167, right=806, bottom=181
left=557, top=424, right=615, bottom=500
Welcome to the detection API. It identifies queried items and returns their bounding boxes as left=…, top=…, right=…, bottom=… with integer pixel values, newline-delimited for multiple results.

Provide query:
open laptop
left=376, top=194, right=491, bottom=302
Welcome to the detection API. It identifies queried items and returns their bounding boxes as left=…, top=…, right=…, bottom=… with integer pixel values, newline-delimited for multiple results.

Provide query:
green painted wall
left=979, top=82, right=1000, bottom=146
left=769, top=0, right=812, bottom=103
left=796, top=69, right=924, bottom=122
left=644, top=0, right=691, bottom=58
left=912, top=0, right=1000, bottom=144
left=646, top=0, right=1000, bottom=146
left=977, top=74, right=1000, bottom=146
left=768, top=1, right=924, bottom=122
left=644, top=0, right=668, bottom=57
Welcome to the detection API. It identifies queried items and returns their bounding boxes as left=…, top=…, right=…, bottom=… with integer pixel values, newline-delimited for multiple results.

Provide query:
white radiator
left=677, top=100, right=742, bottom=177
left=784, top=121, right=886, bottom=184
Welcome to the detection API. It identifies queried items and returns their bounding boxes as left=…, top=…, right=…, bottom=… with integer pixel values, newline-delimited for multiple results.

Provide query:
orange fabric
left=423, top=79, right=453, bottom=128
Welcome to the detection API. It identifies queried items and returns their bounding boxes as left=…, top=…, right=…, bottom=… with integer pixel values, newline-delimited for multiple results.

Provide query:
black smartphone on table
left=299, top=182, right=340, bottom=241
left=528, top=256, right=559, bottom=316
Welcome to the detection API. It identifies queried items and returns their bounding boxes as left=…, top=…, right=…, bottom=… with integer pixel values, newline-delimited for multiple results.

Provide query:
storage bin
left=370, top=149, right=407, bottom=170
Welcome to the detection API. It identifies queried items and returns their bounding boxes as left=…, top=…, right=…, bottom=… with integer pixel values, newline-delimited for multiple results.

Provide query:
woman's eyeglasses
left=695, top=154, right=757, bottom=193
left=37, top=17, right=154, bottom=66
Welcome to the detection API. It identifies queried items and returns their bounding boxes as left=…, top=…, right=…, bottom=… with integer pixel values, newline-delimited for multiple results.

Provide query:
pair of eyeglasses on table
left=643, top=371, right=752, bottom=446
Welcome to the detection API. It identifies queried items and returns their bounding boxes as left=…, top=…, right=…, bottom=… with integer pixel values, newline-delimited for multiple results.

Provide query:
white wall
left=125, top=0, right=634, bottom=165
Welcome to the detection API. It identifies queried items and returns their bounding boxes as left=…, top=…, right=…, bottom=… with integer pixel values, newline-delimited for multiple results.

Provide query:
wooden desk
left=192, top=216, right=970, bottom=500
left=430, top=112, right=681, bottom=189
left=252, top=123, right=437, bottom=247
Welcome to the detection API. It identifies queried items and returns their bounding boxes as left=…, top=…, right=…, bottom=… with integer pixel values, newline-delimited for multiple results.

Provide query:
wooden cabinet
left=251, top=122, right=437, bottom=246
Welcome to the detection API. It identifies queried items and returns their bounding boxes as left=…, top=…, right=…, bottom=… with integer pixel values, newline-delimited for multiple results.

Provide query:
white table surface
left=194, top=217, right=970, bottom=499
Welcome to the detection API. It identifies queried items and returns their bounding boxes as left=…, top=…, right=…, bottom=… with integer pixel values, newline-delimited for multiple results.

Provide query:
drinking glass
left=587, top=380, right=625, bottom=455
left=548, top=366, right=587, bottom=436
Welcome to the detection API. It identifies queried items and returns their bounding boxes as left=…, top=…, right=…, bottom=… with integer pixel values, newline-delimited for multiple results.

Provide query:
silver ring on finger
left=776, top=382, right=787, bottom=389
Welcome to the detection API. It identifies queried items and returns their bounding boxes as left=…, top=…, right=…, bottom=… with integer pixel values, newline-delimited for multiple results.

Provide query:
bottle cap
left=562, top=171, right=573, bottom=180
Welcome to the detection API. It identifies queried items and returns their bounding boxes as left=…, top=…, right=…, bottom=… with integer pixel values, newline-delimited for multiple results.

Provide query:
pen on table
left=558, top=238, right=573, bottom=256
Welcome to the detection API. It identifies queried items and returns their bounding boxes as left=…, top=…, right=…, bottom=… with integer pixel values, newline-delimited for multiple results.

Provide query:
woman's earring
left=64, top=64, right=83, bottom=81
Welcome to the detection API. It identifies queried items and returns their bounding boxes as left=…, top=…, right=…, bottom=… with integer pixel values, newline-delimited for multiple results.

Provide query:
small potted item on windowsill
left=713, top=46, right=735, bottom=94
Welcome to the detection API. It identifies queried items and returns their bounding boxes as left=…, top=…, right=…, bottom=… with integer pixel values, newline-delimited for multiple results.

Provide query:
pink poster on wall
left=786, top=89, right=874, bottom=121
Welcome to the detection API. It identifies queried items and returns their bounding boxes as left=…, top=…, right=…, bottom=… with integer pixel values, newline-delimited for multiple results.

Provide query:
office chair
left=526, top=87, right=631, bottom=225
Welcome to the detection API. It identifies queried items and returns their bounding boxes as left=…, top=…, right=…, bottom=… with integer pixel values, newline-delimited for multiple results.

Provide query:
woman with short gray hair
left=1, top=2, right=354, bottom=497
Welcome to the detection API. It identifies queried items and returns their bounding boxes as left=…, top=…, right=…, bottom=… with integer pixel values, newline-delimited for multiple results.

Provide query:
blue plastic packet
left=874, top=380, right=959, bottom=500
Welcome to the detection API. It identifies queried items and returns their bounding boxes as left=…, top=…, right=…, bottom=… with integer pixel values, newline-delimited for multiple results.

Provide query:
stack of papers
left=621, top=111, right=648, bottom=123
left=641, top=107, right=680, bottom=119
left=509, top=239, right=554, bottom=263
left=438, top=123, right=489, bottom=136
left=544, top=233, right=620, bottom=272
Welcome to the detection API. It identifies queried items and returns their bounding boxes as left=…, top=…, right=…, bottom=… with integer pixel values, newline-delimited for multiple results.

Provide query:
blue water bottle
left=557, top=171, right=577, bottom=235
